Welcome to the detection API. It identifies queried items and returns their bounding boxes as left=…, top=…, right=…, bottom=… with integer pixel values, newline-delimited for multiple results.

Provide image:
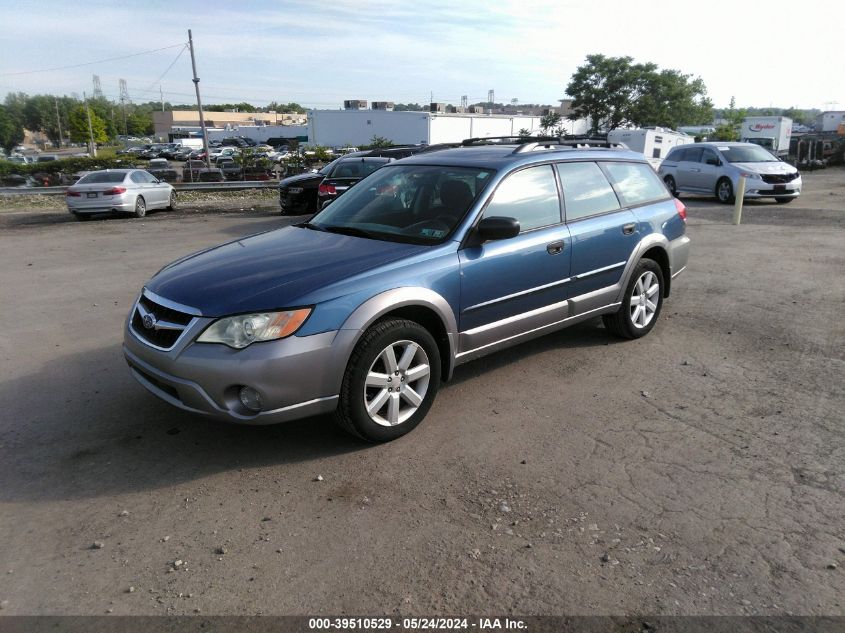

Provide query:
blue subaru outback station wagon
left=124, top=138, right=690, bottom=442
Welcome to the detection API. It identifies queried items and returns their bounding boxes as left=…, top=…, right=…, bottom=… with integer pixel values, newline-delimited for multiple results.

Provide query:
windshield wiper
left=295, top=221, right=327, bottom=231
left=321, top=225, right=377, bottom=239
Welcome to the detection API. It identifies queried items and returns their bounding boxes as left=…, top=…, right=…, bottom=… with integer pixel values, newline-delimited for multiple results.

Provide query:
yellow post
left=732, top=176, right=746, bottom=225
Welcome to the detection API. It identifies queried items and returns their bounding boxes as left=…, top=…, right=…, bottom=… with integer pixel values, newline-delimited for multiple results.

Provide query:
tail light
left=65, top=190, right=81, bottom=197
left=674, top=198, right=687, bottom=221
left=318, top=183, right=336, bottom=196
left=104, top=187, right=127, bottom=195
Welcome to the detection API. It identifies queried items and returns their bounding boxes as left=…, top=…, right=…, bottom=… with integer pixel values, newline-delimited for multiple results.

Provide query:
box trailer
left=606, top=127, right=693, bottom=168
left=741, top=116, right=792, bottom=156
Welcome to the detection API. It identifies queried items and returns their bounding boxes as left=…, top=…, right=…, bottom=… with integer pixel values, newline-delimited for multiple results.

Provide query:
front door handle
left=546, top=241, right=564, bottom=255
left=622, top=223, right=636, bottom=235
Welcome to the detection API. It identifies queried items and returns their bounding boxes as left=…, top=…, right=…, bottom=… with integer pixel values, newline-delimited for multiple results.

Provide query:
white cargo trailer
left=741, top=116, right=792, bottom=156
left=606, top=127, right=693, bottom=168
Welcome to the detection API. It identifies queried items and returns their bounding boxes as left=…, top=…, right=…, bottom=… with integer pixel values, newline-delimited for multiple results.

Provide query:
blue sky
left=1, top=0, right=842, bottom=111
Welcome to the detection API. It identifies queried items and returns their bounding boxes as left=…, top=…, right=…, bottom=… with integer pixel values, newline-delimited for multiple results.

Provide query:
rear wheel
left=664, top=175, right=678, bottom=197
left=167, top=191, right=177, bottom=211
left=334, top=318, right=441, bottom=442
left=602, top=259, right=664, bottom=339
left=775, top=197, right=794, bottom=204
left=716, top=178, right=734, bottom=204
left=133, top=196, right=146, bottom=218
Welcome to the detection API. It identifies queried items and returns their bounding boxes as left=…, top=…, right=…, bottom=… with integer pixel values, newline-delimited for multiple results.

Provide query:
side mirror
left=476, top=216, right=520, bottom=241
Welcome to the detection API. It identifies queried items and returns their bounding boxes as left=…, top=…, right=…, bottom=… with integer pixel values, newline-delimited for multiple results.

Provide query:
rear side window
left=483, top=165, right=561, bottom=232
left=555, top=162, right=620, bottom=222
left=601, top=162, right=670, bottom=207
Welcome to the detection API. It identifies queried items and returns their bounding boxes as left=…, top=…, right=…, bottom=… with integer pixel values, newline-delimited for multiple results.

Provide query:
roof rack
left=459, top=135, right=628, bottom=153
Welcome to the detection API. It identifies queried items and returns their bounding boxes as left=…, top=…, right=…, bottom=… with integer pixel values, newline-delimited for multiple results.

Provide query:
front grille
left=761, top=172, right=799, bottom=184
left=131, top=294, right=195, bottom=350
left=757, top=189, right=798, bottom=195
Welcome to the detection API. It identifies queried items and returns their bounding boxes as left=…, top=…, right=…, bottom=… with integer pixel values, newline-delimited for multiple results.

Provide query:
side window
left=683, top=147, right=703, bottom=163
left=700, top=150, right=718, bottom=165
left=601, top=162, right=671, bottom=207
left=130, top=172, right=145, bottom=184
left=555, top=162, right=620, bottom=222
left=483, top=165, right=560, bottom=232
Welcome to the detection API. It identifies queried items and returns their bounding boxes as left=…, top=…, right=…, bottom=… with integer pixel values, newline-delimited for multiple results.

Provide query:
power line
left=0, top=43, right=187, bottom=77
left=140, top=45, right=188, bottom=95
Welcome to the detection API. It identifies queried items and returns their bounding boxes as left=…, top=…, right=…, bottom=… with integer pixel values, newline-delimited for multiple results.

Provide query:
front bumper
left=123, top=320, right=353, bottom=424
left=740, top=176, right=802, bottom=199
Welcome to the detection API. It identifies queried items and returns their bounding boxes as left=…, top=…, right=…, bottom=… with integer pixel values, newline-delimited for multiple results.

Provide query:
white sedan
left=65, top=169, right=176, bottom=221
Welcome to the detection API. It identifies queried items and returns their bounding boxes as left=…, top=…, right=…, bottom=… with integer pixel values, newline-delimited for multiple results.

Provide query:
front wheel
left=133, top=196, right=146, bottom=218
left=334, top=318, right=441, bottom=442
left=664, top=175, right=678, bottom=197
left=602, top=259, right=664, bottom=339
left=167, top=191, right=177, bottom=211
left=716, top=178, right=734, bottom=204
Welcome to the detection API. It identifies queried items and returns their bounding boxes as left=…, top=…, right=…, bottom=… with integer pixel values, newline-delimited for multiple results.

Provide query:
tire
left=133, top=196, right=146, bottom=218
left=167, top=191, right=177, bottom=211
left=334, top=318, right=441, bottom=442
left=716, top=178, right=734, bottom=204
left=602, top=258, right=665, bottom=340
left=775, top=197, right=794, bottom=204
left=664, top=175, right=678, bottom=197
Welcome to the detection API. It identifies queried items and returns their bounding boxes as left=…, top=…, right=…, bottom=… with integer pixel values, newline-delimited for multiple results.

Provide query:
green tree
left=711, top=97, right=746, bottom=141
left=540, top=112, right=562, bottom=135
left=368, top=135, right=393, bottom=148
left=68, top=105, right=108, bottom=144
left=0, top=105, right=25, bottom=153
left=566, top=54, right=713, bottom=133
left=517, top=128, right=531, bottom=140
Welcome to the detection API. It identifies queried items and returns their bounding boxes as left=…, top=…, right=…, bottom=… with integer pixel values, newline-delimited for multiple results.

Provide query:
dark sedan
left=317, top=157, right=393, bottom=208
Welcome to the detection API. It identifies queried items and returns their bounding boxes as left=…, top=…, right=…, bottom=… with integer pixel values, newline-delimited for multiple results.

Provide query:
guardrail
left=0, top=180, right=280, bottom=196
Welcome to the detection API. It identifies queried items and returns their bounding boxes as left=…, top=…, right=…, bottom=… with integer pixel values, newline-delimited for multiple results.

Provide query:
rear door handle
left=689, top=168, right=701, bottom=172
left=622, top=223, right=636, bottom=235
left=546, top=241, right=564, bottom=255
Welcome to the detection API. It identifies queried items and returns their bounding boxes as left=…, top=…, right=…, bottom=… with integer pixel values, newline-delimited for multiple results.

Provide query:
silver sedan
left=65, top=169, right=176, bottom=220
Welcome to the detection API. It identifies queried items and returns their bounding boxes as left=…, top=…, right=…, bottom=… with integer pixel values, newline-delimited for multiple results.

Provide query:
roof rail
left=512, top=137, right=628, bottom=154
left=461, top=135, right=556, bottom=146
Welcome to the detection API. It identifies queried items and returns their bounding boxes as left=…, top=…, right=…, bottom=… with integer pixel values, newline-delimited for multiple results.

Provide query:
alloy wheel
left=629, top=271, right=660, bottom=329
left=363, top=339, right=431, bottom=427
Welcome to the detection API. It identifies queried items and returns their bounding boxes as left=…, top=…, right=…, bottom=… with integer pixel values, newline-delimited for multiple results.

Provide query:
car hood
left=146, top=226, right=426, bottom=317
left=732, top=162, right=797, bottom=175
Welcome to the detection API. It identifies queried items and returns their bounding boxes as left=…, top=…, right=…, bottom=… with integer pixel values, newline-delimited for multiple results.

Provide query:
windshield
left=719, top=145, right=779, bottom=163
left=308, top=165, right=494, bottom=244
left=327, top=157, right=391, bottom=179
left=77, top=172, right=127, bottom=184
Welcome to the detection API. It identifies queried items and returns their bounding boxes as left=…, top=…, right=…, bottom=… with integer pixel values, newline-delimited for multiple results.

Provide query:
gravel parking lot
left=0, top=170, right=842, bottom=616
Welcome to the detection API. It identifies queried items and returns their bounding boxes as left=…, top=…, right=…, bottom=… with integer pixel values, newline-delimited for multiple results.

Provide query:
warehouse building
left=816, top=111, right=845, bottom=133
left=152, top=110, right=307, bottom=141
left=306, top=101, right=589, bottom=147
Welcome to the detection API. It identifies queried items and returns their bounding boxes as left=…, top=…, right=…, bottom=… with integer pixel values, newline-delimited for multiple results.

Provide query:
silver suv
left=658, top=142, right=801, bottom=204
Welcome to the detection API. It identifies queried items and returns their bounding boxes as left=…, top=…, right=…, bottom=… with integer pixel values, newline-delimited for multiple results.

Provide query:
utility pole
left=119, top=79, right=130, bottom=137
left=160, top=85, right=165, bottom=112
left=188, top=29, right=210, bottom=167
left=54, top=96, right=63, bottom=148
left=83, top=91, right=97, bottom=157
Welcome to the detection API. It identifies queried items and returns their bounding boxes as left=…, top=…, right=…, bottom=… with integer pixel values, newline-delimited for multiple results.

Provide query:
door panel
left=675, top=147, right=704, bottom=191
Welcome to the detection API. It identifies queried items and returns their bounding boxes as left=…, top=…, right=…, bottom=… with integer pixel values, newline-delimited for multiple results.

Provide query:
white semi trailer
left=606, top=127, right=693, bottom=169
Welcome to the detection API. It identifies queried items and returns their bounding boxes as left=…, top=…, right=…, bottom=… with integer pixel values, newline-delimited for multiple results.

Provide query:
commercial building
left=306, top=106, right=589, bottom=148
left=816, top=111, right=845, bottom=133
left=152, top=110, right=307, bottom=141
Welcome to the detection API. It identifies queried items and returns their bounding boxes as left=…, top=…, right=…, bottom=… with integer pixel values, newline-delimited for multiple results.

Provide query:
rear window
left=77, top=172, right=126, bottom=184
left=329, top=158, right=390, bottom=178
left=601, top=162, right=670, bottom=207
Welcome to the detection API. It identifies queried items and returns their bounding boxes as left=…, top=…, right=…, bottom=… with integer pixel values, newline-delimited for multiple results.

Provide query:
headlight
left=196, top=308, right=311, bottom=349
left=739, top=172, right=762, bottom=180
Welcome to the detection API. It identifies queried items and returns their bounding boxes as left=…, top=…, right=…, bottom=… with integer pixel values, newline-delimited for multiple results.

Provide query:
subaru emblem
left=142, top=313, right=157, bottom=330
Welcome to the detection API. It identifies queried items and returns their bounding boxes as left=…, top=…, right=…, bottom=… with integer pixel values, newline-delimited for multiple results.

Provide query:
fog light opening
left=238, top=386, right=264, bottom=412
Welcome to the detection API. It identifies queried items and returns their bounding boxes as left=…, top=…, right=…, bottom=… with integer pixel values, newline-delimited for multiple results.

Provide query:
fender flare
left=614, top=234, right=671, bottom=303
